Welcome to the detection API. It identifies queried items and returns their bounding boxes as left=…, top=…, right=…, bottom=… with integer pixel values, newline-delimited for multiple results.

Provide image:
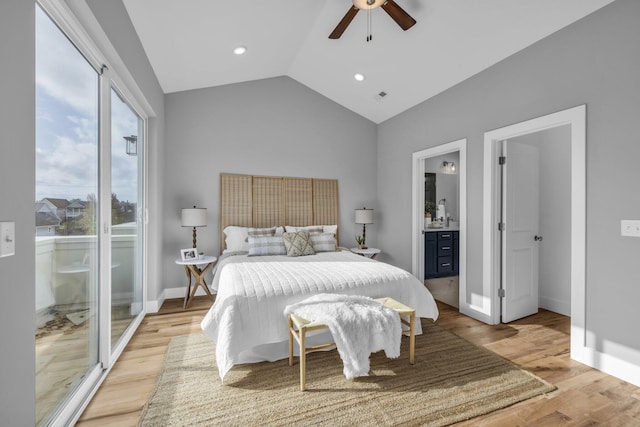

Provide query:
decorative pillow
left=282, top=231, right=316, bottom=257
left=310, top=233, right=337, bottom=252
left=247, top=235, right=286, bottom=256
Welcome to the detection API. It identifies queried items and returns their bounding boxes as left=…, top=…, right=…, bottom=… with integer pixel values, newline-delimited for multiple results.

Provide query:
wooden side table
left=350, top=247, right=381, bottom=259
left=175, top=256, right=217, bottom=309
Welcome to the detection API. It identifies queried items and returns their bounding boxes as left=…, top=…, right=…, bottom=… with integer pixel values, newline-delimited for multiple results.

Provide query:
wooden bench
left=287, top=297, right=416, bottom=391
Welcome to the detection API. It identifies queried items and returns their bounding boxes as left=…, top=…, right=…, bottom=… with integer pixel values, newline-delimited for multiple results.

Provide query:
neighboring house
left=66, top=199, right=86, bottom=219
left=39, top=198, right=69, bottom=222
left=35, top=210, right=61, bottom=237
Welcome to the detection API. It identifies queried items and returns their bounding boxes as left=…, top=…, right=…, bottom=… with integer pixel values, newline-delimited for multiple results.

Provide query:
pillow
left=285, top=225, right=326, bottom=235
left=223, top=226, right=250, bottom=253
left=282, top=231, right=316, bottom=257
left=247, top=235, right=286, bottom=256
left=223, top=226, right=284, bottom=253
left=247, top=226, right=277, bottom=238
left=310, top=233, right=337, bottom=252
left=322, top=224, right=338, bottom=236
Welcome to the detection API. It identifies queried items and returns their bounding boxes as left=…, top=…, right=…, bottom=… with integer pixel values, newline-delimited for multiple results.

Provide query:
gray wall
left=378, top=0, right=640, bottom=363
left=512, top=126, right=572, bottom=316
left=0, top=1, right=163, bottom=425
left=0, top=1, right=35, bottom=423
left=163, top=76, right=378, bottom=294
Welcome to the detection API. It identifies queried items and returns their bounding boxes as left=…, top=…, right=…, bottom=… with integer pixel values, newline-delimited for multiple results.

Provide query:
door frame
left=412, top=139, right=467, bottom=311
left=482, top=105, right=585, bottom=344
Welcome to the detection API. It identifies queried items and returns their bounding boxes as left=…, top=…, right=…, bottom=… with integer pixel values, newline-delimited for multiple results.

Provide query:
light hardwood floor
left=77, top=298, right=640, bottom=426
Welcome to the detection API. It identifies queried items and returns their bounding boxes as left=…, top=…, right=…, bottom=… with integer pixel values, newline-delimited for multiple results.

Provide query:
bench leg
left=300, top=328, right=306, bottom=391
left=288, top=316, right=294, bottom=366
left=409, top=312, right=415, bottom=365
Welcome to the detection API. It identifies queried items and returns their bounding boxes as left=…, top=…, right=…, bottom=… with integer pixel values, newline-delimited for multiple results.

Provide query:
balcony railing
left=35, top=223, right=138, bottom=325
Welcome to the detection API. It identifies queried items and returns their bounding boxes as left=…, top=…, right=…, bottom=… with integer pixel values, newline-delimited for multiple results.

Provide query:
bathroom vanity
left=424, top=228, right=459, bottom=279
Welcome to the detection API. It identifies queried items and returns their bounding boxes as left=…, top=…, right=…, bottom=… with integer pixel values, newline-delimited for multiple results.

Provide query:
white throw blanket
left=284, top=294, right=401, bottom=379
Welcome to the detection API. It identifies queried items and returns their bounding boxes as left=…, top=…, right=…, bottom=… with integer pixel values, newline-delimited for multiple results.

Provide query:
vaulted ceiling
left=123, top=0, right=615, bottom=123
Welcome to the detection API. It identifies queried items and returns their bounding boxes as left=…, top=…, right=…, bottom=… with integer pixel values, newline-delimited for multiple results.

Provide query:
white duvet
left=200, top=251, right=439, bottom=380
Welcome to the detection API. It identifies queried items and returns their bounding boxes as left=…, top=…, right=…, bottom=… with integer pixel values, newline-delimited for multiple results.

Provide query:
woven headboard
left=219, top=173, right=339, bottom=251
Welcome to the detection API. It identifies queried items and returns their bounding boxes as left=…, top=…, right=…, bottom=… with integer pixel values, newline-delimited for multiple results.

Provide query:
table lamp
left=355, top=207, right=374, bottom=249
left=181, top=206, right=207, bottom=248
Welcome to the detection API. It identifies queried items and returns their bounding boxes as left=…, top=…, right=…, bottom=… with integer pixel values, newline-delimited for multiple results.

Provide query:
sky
left=36, top=6, right=140, bottom=204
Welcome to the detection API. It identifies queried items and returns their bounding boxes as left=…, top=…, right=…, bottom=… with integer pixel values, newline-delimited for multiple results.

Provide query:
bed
left=200, top=174, right=439, bottom=380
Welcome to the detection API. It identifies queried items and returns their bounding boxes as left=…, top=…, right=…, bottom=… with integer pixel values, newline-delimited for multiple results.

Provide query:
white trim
left=48, top=365, right=103, bottom=427
left=146, top=285, right=215, bottom=314
left=146, top=289, right=166, bottom=314
left=412, top=139, right=468, bottom=318
left=572, top=347, right=640, bottom=388
left=538, top=297, right=571, bottom=317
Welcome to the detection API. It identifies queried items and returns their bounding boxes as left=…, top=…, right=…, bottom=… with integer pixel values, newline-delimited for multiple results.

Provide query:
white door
left=501, top=141, right=540, bottom=323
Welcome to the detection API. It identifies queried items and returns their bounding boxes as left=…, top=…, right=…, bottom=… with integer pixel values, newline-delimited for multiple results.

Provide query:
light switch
left=621, top=220, right=640, bottom=238
left=0, top=221, right=15, bottom=257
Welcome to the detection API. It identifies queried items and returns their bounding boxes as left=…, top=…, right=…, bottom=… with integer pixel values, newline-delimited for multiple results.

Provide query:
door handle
left=534, top=235, right=543, bottom=241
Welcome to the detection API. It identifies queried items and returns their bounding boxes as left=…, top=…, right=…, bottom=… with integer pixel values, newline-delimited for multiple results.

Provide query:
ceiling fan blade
left=329, top=6, right=359, bottom=39
left=381, top=0, right=416, bottom=31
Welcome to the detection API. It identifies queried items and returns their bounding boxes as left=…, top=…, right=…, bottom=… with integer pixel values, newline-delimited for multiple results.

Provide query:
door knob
left=534, top=235, right=543, bottom=241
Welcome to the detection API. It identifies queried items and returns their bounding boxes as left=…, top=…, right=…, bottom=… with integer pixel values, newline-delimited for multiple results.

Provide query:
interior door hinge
left=498, top=222, right=505, bottom=232
left=499, top=156, right=506, bottom=165
left=498, top=288, right=505, bottom=298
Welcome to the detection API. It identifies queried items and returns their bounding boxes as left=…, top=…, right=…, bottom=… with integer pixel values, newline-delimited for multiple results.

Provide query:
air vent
left=375, top=91, right=388, bottom=101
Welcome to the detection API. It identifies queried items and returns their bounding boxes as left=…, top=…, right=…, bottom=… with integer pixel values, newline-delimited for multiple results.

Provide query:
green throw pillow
left=282, top=231, right=316, bottom=257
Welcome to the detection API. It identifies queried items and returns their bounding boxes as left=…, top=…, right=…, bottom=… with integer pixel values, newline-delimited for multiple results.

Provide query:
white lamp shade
left=181, top=208, right=207, bottom=227
left=355, top=208, right=374, bottom=224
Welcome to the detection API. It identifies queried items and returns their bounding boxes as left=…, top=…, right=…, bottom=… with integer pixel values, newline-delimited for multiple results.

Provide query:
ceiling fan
left=329, top=0, right=416, bottom=40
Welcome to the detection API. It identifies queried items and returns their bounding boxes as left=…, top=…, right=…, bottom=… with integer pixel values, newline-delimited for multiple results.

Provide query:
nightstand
left=175, top=255, right=217, bottom=309
left=350, top=247, right=381, bottom=259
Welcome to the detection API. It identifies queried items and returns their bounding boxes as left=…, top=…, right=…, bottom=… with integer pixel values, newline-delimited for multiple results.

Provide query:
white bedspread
left=200, top=251, right=439, bottom=379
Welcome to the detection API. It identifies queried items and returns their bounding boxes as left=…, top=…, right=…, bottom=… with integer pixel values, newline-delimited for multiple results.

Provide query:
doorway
left=482, top=105, right=586, bottom=357
left=412, top=139, right=467, bottom=312
left=499, top=126, right=572, bottom=322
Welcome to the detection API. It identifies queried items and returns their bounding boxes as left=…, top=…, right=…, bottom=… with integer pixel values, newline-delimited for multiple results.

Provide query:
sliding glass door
left=35, top=6, right=100, bottom=425
left=110, top=88, right=144, bottom=347
left=35, top=4, right=146, bottom=425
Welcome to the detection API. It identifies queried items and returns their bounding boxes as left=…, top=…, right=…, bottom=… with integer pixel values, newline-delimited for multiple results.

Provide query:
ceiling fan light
left=233, top=46, right=247, bottom=55
left=352, top=0, right=385, bottom=10
left=354, top=73, right=366, bottom=82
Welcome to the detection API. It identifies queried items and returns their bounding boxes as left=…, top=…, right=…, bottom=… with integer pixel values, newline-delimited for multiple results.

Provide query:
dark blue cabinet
left=425, top=230, right=459, bottom=279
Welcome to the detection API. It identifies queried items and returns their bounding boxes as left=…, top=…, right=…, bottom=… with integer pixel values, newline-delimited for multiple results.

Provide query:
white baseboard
left=539, top=296, right=570, bottom=317
left=146, top=289, right=165, bottom=313
left=146, top=286, right=214, bottom=313
left=572, top=345, right=640, bottom=388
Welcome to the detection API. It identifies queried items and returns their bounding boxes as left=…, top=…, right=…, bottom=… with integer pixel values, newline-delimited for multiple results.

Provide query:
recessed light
left=233, top=46, right=247, bottom=55
left=354, top=73, right=366, bottom=82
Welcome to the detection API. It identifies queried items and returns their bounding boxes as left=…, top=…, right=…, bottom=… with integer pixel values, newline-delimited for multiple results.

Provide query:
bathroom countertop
left=424, top=226, right=459, bottom=232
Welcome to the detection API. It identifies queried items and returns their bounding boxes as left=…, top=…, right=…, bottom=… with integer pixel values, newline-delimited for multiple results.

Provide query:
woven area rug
left=139, top=320, right=555, bottom=426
